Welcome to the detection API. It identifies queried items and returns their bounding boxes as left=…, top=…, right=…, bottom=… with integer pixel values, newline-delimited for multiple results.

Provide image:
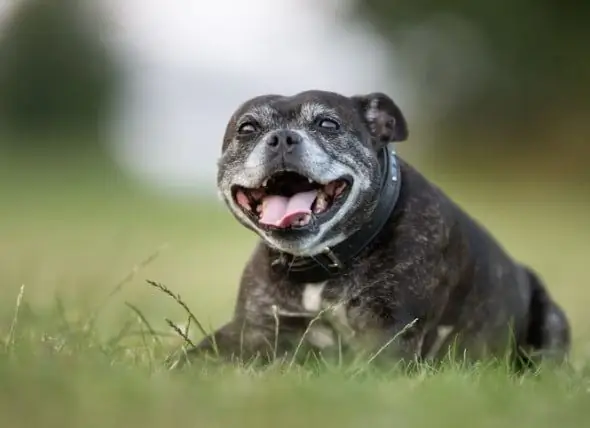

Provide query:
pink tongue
left=259, top=190, right=318, bottom=228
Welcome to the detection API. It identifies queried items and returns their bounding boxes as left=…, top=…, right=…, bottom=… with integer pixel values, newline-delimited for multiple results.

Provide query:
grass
left=1, top=150, right=590, bottom=428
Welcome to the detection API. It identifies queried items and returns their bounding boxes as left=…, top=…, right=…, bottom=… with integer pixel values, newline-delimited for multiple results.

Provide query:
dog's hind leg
left=517, top=267, right=571, bottom=369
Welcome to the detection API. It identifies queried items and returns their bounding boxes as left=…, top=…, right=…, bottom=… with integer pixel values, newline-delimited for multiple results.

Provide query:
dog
left=177, top=90, right=571, bottom=370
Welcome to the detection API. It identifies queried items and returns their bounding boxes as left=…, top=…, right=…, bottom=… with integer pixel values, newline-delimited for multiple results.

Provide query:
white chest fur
left=301, top=282, right=356, bottom=349
left=302, top=282, right=327, bottom=313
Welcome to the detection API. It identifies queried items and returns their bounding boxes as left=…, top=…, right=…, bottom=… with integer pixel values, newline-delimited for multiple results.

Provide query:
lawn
left=1, top=149, right=589, bottom=428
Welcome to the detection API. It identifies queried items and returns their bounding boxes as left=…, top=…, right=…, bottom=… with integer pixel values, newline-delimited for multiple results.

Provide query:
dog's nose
left=266, top=130, right=301, bottom=152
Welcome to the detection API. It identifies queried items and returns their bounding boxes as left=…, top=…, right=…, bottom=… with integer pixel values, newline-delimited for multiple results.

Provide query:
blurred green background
left=1, top=1, right=589, bottom=427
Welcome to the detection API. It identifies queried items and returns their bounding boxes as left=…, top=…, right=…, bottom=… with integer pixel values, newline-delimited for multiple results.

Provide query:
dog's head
left=217, top=90, right=408, bottom=256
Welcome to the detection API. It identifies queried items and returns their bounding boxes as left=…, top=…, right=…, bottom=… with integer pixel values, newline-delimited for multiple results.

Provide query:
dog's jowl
left=180, top=90, right=571, bottom=370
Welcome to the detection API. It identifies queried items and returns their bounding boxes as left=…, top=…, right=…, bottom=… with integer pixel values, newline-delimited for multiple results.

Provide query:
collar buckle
left=322, top=247, right=343, bottom=270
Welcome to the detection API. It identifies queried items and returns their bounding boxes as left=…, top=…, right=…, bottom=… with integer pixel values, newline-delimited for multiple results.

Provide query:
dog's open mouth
left=233, top=171, right=350, bottom=229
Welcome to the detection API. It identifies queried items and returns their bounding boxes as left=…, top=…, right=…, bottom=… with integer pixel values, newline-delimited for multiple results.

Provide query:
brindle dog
left=176, top=90, right=570, bottom=371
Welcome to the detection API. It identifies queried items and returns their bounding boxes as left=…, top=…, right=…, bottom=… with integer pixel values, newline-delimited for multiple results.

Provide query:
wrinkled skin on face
left=217, top=90, right=408, bottom=256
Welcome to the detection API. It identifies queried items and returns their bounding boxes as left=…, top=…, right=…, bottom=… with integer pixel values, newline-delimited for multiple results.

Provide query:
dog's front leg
left=172, top=312, right=310, bottom=369
left=171, top=317, right=279, bottom=367
left=346, top=258, right=455, bottom=366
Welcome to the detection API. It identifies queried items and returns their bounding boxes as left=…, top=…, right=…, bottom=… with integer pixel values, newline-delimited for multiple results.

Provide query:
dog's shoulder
left=386, top=158, right=458, bottom=246
left=365, top=157, right=510, bottom=285
left=390, top=158, right=508, bottom=259
left=383, top=158, right=529, bottom=301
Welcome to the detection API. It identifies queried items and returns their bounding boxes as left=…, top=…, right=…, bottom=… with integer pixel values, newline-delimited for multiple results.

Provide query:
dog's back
left=379, top=160, right=571, bottom=366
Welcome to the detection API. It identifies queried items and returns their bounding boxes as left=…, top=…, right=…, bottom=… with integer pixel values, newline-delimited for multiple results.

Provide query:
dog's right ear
left=350, top=92, right=408, bottom=147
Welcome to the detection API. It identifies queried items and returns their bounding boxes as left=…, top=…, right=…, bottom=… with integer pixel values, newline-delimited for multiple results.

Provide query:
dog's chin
left=227, top=169, right=354, bottom=253
left=249, top=215, right=349, bottom=257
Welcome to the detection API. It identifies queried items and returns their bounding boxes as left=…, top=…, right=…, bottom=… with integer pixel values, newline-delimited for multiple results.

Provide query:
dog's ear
left=350, top=92, right=408, bottom=147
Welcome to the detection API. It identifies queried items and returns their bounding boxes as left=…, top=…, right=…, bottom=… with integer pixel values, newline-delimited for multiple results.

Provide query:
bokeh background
left=1, top=0, right=589, bottom=360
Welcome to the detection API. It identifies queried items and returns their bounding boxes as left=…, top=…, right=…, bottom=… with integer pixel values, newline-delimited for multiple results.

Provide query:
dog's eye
left=316, top=118, right=340, bottom=131
left=237, top=122, right=258, bottom=135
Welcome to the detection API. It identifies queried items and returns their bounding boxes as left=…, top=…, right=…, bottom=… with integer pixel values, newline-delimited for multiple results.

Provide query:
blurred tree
left=0, top=0, right=118, bottom=150
left=352, top=0, right=590, bottom=170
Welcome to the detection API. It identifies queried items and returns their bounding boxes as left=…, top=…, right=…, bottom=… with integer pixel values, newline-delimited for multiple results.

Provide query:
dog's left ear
left=351, top=92, right=408, bottom=147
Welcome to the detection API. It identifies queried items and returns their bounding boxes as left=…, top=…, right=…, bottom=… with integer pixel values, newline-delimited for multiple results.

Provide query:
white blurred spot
left=99, top=0, right=409, bottom=196
left=302, top=281, right=326, bottom=313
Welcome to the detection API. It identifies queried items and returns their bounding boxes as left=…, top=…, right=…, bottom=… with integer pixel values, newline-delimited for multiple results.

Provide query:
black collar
left=270, top=144, right=402, bottom=283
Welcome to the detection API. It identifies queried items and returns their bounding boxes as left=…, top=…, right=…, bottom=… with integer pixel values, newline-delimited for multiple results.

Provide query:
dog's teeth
left=308, top=178, right=313, bottom=184
left=324, top=181, right=335, bottom=196
left=313, top=191, right=329, bottom=213
left=335, top=181, right=347, bottom=197
left=296, top=214, right=311, bottom=226
left=262, top=179, right=268, bottom=187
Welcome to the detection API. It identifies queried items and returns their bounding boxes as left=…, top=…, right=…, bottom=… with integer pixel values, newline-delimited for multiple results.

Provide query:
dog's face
left=217, top=90, right=408, bottom=256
